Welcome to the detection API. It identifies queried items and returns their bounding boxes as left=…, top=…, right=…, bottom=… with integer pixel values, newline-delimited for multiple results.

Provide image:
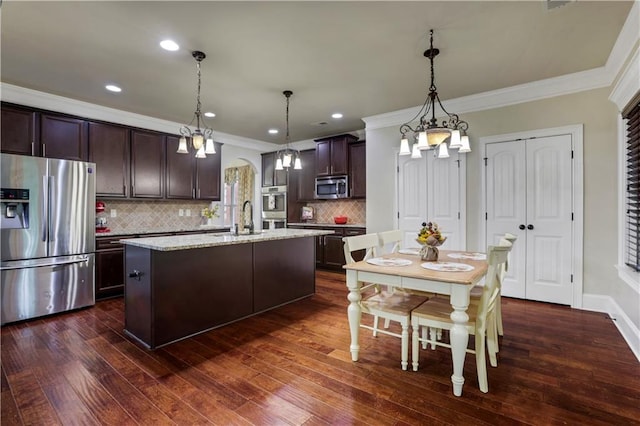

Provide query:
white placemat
left=398, top=248, right=421, bottom=256
left=366, top=257, right=413, bottom=267
left=421, top=262, right=474, bottom=272
left=447, top=252, right=486, bottom=261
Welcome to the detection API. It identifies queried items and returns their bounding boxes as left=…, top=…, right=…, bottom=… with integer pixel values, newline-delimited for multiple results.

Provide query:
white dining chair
left=410, top=240, right=512, bottom=393
left=376, top=229, right=404, bottom=256
left=343, top=233, right=430, bottom=370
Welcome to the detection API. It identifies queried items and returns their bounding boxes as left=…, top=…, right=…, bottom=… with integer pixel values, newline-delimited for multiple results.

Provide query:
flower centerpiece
left=416, top=221, right=446, bottom=261
left=201, top=204, right=219, bottom=225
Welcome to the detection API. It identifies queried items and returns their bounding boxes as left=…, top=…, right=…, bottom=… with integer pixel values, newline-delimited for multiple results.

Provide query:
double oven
left=261, top=185, right=287, bottom=229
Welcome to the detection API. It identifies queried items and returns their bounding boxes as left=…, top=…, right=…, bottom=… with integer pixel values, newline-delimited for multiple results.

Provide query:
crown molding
left=364, top=2, right=639, bottom=132
left=609, top=47, right=640, bottom=111
left=0, top=83, right=277, bottom=152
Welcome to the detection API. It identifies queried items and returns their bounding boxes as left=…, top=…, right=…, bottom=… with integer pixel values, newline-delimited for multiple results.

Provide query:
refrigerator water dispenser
left=0, top=188, right=29, bottom=229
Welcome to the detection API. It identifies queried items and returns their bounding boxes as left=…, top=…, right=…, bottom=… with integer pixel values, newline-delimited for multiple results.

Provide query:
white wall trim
left=605, top=0, right=640, bottom=88
left=0, top=83, right=278, bottom=152
left=582, top=293, right=640, bottom=363
left=478, top=124, right=584, bottom=308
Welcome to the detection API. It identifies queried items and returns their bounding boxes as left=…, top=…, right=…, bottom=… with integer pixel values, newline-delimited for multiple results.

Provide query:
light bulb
left=205, top=138, right=216, bottom=154
left=399, top=137, right=411, bottom=156
left=411, top=143, right=422, bottom=159
left=449, top=129, right=462, bottom=148
left=417, top=131, right=429, bottom=150
left=275, top=157, right=284, bottom=170
left=458, top=135, right=471, bottom=153
left=437, top=142, right=449, bottom=158
left=176, top=137, right=188, bottom=154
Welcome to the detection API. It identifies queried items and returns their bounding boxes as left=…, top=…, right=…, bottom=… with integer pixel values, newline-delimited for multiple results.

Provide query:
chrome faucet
left=242, top=200, right=254, bottom=234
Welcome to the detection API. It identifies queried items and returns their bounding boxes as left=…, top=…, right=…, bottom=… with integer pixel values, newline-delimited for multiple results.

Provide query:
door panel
left=427, top=153, right=461, bottom=250
left=398, top=155, right=426, bottom=248
left=486, top=141, right=526, bottom=298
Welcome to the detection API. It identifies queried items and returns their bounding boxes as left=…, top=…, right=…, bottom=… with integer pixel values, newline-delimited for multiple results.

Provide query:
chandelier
left=275, top=90, right=302, bottom=170
left=177, top=50, right=216, bottom=158
left=399, top=29, right=470, bottom=159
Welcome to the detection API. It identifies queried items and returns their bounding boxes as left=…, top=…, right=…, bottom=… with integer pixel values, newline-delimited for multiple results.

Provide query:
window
left=623, top=100, right=640, bottom=272
left=223, top=169, right=239, bottom=228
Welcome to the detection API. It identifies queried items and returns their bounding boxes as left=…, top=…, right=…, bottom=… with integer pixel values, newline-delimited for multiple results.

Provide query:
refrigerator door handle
left=42, top=175, right=48, bottom=242
left=48, top=175, right=55, bottom=243
left=0, top=255, right=90, bottom=271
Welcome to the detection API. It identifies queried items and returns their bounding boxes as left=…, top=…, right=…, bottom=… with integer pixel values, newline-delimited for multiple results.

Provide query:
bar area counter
left=121, top=229, right=332, bottom=349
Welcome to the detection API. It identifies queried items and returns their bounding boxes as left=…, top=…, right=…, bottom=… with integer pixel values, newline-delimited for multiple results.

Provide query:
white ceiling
left=0, top=1, right=633, bottom=144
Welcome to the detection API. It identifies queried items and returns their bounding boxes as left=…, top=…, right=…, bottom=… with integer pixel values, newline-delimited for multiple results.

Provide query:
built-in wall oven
left=261, top=185, right=287, bottom=229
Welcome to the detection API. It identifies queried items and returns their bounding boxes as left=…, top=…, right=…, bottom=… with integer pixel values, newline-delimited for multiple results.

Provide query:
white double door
left=397, top=152, right=465, bottom=251
left=485, top=134, right=573, bottom=305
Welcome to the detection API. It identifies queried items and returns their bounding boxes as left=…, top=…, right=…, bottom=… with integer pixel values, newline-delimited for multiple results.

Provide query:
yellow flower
left=202, top=205, right=219, bottom=219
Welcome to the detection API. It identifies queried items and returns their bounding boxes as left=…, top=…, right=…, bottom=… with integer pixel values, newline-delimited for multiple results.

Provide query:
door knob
left=527, top=224, right=534, bottom=230
left=519, top=224, right=526, bottom=230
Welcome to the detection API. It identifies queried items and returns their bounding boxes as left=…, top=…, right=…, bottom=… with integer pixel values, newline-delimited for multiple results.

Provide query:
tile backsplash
left=304, top=200, right=366, bottom=225
left=99, top=200, right=218, bottom=234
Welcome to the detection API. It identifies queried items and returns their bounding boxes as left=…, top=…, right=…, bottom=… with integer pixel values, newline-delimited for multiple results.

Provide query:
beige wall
left=365, top=86, right=638, bottom=329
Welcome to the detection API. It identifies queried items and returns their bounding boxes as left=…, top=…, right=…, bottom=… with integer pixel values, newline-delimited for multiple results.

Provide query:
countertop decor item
left=334, top=216, right=348, bottom=224
left=416, top=221, right=446, bottom=261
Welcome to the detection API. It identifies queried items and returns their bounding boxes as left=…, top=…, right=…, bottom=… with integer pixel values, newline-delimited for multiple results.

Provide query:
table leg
left=449, top=286, right=471, bottom=396
left=345, top=269, right=362, bottom=362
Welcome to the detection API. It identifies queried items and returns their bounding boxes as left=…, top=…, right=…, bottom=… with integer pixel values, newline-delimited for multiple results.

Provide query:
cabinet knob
left=519, top=224, right=526, bottom=230
left=527, top=224, right=534, bottom=230
left=128, top=269, right=144, bottom=281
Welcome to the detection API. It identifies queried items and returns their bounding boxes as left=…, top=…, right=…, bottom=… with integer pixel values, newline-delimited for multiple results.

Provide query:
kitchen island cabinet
left=121, top=228, right=332, bottom=349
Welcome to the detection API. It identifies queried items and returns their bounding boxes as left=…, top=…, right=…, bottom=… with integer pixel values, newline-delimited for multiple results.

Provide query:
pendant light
left=399, top=30, right=470, bottom=158
left=177, top=50, right=216, bottom=157
left=275, top=90, right=302, bottom=171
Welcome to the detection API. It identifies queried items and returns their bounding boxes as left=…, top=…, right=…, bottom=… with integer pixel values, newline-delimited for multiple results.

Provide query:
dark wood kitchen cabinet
left=95, top=236, right=127, bottom=300
left=1, top=103, right=39, bottom=156
left=315, top=134, right=358, bottom=177
left=261, top=151, right=287, bottom=187
left=349, top=141, right=366, bottom=199
left=288, top=225, right=365, bottom=270
left=40, top=113, right=89, bottom=161
left=166, top=137, right=222, bottom=200
left=130, top=130, right=165, bottom=198
left=89, top=122, right=130, bottom=198
left=297, top=149, right=317, bottom=201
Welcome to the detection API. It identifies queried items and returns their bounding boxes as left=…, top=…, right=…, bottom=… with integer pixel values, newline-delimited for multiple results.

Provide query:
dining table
left=343, top=249, right=488, bottom=397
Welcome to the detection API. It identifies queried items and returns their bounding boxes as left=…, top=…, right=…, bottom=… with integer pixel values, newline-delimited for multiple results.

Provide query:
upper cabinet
left=261, top=152, right=287, bottom=187
left=1, top=104, right=39, bottom=156
left=130, top=130, right=166, bottom=199
left=40, top=113, right=89, bottom=161
left=166, top=137, right=222, bottom=201
left=89, top=122, right=130, bottom=198
left=349, top=141, right=366, bottom=199
left=315, top=134, right=358, bottom=177
left=297, top=149, right=317, bottom=201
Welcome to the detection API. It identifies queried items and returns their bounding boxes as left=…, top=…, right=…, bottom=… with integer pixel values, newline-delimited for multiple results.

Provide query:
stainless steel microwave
left=315, top=175, right=348, bottom=199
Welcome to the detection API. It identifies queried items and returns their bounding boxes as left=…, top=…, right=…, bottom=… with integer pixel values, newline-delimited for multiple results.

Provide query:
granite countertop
left=96, top=224, right=229, bottom=237
left=287, top=222, right=366, bottom=228
left=120, top=228, right=334, bottom=251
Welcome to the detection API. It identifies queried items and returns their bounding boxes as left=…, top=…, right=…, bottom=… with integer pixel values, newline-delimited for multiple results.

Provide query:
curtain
left=224, top=165, right=256, bottom=229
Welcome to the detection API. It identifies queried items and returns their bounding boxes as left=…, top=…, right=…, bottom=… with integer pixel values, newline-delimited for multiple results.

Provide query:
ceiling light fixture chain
left=399, top=29, right=471, bottom=159
left=275, top=90, right=302, bottom=171
left=177, top=50, right=216, bottom=158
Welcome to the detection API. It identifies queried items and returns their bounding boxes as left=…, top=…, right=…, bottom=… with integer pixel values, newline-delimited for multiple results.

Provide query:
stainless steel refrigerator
left=1, top=153, right=96, bottom=325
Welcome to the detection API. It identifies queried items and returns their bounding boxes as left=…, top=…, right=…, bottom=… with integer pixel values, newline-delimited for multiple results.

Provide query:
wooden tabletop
left=343, top=250, right=488, bottom=285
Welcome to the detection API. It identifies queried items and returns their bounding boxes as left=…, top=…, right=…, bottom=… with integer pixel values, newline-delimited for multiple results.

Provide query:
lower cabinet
left=289, top=225, right=366, bottom=271
left=96, top=229, right=229, bottom=300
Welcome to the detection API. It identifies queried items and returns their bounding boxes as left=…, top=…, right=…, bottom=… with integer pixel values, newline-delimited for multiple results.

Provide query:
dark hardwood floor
left=2, top=270, right=639, bottom=425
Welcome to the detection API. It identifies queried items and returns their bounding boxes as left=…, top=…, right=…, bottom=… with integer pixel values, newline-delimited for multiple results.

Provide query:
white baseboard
left=582, top=294, right=640, bottom=362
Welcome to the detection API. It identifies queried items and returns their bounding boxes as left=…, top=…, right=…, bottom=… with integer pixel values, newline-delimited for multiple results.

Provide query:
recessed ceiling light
left=105, top=84, right=121, bottom=93
left=268, top=129, right=279, bottom=134
left=204, top=112, right=216, bottom=118
left=160, top=39, right=179, bottom=51
left=331, top=113, right=343, bottom=119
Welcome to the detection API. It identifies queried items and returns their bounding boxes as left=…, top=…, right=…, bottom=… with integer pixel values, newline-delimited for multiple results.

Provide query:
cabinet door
left=89, top=122, right=129, bottom=198
left=196, top=142, right=221, bottom=200
left=1, top=104, right=39, bottom=156
left=316, top=140, right=331, bottom=176
left=297, top=149, right=316, bottom=201
left=131, top=130, right=165, bottom=198
left=330, top=138, right=349, bottom=175
left=166, top=135, right=195, bottom=199
left=349, top=142, right=366, bottom=198
left=40, top=113, right=88, bottom=161
left=262, top=152, right=276, bottom=187
left=95, top=248, right=125, bottom=300
left=324, top=234, right=346, bottom=269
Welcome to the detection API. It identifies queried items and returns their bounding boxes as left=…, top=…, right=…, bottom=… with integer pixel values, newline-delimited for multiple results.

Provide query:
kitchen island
left=120, top=228, right=333, bottom=349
